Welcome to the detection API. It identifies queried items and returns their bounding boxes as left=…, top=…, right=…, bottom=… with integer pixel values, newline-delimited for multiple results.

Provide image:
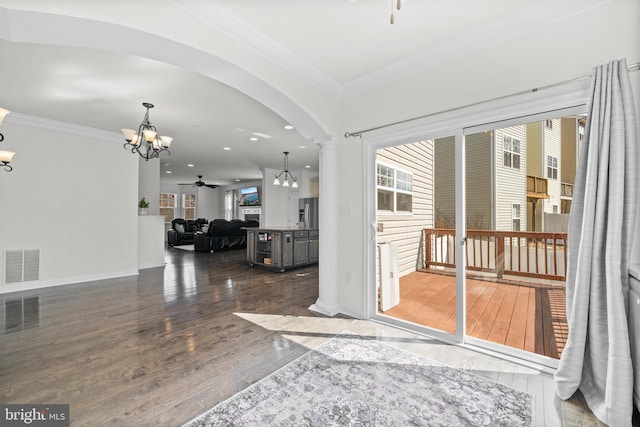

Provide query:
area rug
left=173, top=245, right=194, bottom=251
left=182, top=331, right=533, bottom=426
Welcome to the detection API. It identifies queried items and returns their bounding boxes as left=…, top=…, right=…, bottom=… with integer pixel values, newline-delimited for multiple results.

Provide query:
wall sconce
left=0, top=108, right=15, bottom=172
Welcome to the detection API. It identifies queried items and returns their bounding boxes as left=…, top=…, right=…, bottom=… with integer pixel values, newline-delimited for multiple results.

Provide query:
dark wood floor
left=0, top=247, right=321, bottom=426
left=381, top=271, right=568, bottom=358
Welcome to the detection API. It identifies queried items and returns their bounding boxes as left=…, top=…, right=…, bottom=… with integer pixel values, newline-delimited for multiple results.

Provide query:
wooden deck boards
left=381, top=270, right=567, bottom=358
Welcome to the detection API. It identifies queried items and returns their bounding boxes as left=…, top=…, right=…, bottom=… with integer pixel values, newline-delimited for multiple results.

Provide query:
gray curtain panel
left=554, top=58, right=638, bottom=426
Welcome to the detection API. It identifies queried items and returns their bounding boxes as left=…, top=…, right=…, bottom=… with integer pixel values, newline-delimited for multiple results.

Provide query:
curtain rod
left=344, top=61, right=640, bottom=138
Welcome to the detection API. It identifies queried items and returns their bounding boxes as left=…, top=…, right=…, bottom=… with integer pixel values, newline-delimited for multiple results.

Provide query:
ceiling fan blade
left=205, top=184, right=218, bottom=188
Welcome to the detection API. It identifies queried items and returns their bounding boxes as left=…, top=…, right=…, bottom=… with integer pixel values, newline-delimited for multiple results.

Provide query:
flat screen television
left=240, top=186, right=260, bottom=206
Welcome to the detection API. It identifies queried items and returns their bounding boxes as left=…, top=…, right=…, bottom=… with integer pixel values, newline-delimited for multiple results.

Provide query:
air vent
left=4, top=249, right=40, bottom=285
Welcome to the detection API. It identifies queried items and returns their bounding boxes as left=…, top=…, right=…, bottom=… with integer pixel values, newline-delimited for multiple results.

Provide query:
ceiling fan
left=178, top=175, right=218, bottom=188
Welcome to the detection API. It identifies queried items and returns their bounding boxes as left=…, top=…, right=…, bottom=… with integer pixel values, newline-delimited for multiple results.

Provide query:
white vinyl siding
left=495, top=126, right=527, bottom=231
left=542, top=118, right=562, bottom=218
left=377, top=140, right=434, bottom=277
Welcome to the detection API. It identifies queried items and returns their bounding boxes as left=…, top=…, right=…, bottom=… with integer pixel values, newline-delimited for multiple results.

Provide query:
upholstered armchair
left=167, top=218, right=195, bottom=246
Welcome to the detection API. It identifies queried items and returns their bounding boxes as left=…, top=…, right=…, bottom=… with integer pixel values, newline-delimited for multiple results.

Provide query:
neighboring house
left=376, top=140, right=434, bottom=276
left=526, top=117, right=581, bottom=232
left=560, top=117, right=583, bottom=214
left=526, top=119, right=559, bottom=231
left=431, top=118, right=583, bottom=235
left=433, top=125, right=528, bottom=232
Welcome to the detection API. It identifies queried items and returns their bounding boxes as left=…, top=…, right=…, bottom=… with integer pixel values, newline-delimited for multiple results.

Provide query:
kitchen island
left=246, top=227, right=318, bottom=272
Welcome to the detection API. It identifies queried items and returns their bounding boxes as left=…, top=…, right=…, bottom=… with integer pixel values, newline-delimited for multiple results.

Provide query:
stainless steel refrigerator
left=298, top=197, right=319, bottom=229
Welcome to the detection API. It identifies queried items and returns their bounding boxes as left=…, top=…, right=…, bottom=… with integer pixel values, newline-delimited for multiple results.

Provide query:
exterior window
left=545, top=119, right=553, bottom=129
left=553, top=205, right=558, bottom=214
left=503, top=136, right=521, bottom=169
left=377, top=163, right=413, bottom=213
left=547, top=155, right=558, bottom=180
left=512, top=203, right=521, bottom=231
left=182, top=193, right=196, bottom=220
left=159, top=193, right=176, bottom=223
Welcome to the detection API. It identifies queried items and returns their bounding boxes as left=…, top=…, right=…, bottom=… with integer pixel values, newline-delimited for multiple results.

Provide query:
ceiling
left=0, top=0, right=603, bottom=187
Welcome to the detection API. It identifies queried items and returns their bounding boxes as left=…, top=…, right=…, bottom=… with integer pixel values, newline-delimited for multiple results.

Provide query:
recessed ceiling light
left=284, top=125, right=294, bottom=130
left=166, top=170, right=173, bottom=173
left=187, top=164, right=194, bottom=167
left=250, top=137, right=258, bottom=141
left=298, top=145, right=307, bottom=149
left=252, top=132, right=272, bottom=139
left=305, top=165, right=311, bottom=169
left=235, top=179, right=240, bottom=182
left=223, top=147, right=231, bottom=150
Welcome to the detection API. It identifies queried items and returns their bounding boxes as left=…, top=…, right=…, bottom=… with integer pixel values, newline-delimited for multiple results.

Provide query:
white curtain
left=554, top=58, right=638, bottom=426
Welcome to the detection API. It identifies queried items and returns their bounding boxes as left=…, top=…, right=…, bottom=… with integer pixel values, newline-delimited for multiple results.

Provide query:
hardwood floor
left=382, top=271, right=568, bottom=358
left=0, top=246, right=603, bottom=426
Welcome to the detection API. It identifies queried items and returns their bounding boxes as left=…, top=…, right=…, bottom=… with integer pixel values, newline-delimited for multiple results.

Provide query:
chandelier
left=273, top=151, right=298, bottom=188
left=0, top=108, right=15, bottom=172
left=121, top=102, right=173, bottom=161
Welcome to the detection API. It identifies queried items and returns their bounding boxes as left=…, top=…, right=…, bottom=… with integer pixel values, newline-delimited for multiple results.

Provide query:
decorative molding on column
left=309, top=136, right=341, bottom=317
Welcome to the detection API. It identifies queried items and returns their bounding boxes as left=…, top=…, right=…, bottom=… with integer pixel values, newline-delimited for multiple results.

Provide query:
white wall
left=195, top=186, right=223, bottom=220
left=0, top=116, right=139, bottom=292
left=261, top=167, right=296, bottom=227
left=138, top=157, right=160, bottom=214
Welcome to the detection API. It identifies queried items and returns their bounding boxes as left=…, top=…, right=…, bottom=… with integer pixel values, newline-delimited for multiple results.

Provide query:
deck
left=381, top=270, right=568, bottom=359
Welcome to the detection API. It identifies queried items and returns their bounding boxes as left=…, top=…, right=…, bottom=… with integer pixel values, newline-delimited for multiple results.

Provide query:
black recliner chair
left=167, top=218, right=196, bottom=246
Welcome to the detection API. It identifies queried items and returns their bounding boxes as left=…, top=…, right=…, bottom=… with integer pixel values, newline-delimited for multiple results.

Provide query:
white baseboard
left=0, top=269, right=139, bottom=294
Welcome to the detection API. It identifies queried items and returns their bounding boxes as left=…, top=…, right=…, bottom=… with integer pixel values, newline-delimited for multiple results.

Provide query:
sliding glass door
left=371, top=108, right=585, bottom=367
left=374, top=133, right=461, bottom=342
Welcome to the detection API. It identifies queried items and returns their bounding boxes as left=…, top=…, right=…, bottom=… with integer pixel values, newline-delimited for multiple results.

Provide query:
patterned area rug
left=183, top=332, right=533, bottom=426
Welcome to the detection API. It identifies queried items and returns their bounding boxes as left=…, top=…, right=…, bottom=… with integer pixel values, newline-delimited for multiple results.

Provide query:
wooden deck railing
left=527, top=175, right=548, bottom=196
left=423, top=228, right=568, bottom=281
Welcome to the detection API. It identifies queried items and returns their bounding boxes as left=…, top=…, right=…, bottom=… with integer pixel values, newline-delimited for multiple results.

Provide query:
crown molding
left=6, top=112, right=122, bottom=142
left=343, top=0, right=613, bottom=97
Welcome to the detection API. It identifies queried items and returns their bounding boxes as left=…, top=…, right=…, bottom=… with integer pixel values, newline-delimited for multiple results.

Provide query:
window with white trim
left=377, top=163, right=413, bottom=213
left=512, top=203, right=521, bottom=231
left=503, top=135, right=521, bottom=169
left=182, top=193, right=196, bottom=220
left=547, top=155, right=558, bottom=180
left=159, top=193, right=176, bottom=223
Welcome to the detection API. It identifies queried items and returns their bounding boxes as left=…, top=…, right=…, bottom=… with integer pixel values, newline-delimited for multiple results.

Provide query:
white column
left=309, top=137, right=340, bottom=316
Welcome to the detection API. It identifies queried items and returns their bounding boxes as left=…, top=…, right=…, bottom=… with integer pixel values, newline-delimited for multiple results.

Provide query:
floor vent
left=4, top=249, right=40, bottom=285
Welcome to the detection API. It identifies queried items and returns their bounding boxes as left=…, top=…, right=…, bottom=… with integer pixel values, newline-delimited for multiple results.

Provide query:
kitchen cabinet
left=247, top=228, right=318, bottom=272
